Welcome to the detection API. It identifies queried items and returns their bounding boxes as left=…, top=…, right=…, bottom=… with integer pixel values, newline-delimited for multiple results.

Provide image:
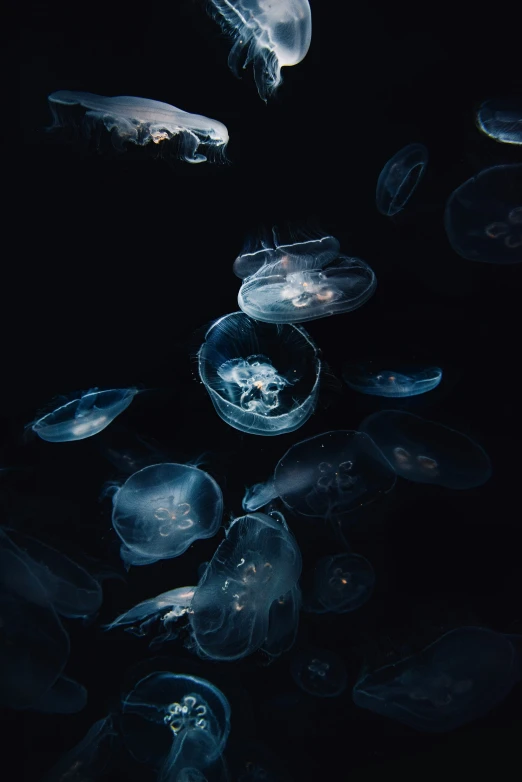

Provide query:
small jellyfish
left=360, top=410, right=492, bottom=489
left=352, top=627, right=521, bottom=732
left=444, top=164, right=522, bottom=264
left=111, top=463, right=223, bottom=567
left=47, top=91, right=229, bottom=163
left=343, top=363, right=442, bottom=398
left=304, top=553, right=375, bottom=614
left=30, top=387, right=138, bottom=442
left=207, top=0, right=312, bottom=101
left=198, top=312, right=320, bottom=435
left=291, top=647, right=347, bottom=697
left=376, top=143, right=428, bottom=216
left=40, top=714, right=118, bottom=782
left=105, top=586, right=196, bottom=641
left=476, top=98, right=522, bottom=145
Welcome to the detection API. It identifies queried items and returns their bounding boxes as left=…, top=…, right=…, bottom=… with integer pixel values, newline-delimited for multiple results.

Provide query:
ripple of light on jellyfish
left=121, top=672, right=231, bottom=782
left=47, top=91, right=229, bottom=163
left=304, top=553, right=375, bottom=614
left=29, top=387, right=138, bottom=442
left=444, top=164, right=522, bottom=264
left=359, top=410, right=492, bottom=489
left=352, top=627, right=521, bottom=732
left=476, top=99, right=522, bottom=145
left=343, top=364, right=442, bottom=398
left=198, top=312, right=320, bottom=436
left=104, top=586, right=196, bottom=642
left=242, top=430, right=396, bottom=518
left=189, top=512, right=302, bottom=661
left=376, top=143, right=428, bottom=216
left=111, top=463, right=223, bottom=567
left=291, top=647, right=348, bottom=698
left=206, top=0, right=312, bottom=101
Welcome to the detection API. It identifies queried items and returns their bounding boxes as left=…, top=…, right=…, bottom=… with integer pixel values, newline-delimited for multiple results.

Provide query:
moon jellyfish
left=40, top=714, right=118, bottom=782
left=343, top=363, right=442, bottom=398
left=444, top=164, right=522, bottom=264
left=360, top=410, right=492, bottom=489
left=189, top=512, right=302, bottom=660
left=30, top=387, right=138, bottom=442
left=111, top=463, right=223, bottom=567
left=198, top=312, right=320, bottom=436
left=352, top=627, right=521, bottom=732
left=243, top=430, right=396, bottom=518
left=376, top=143, right=428, bottom=216
left=121, top=672, right=231, bottom=782
left=304, top=553, right=375, bottom=614
left=207, top=0, right=312, bottom=101
left=291, top=647, right=347, bottom=698
left=105, top=586, right=196, bottom=642
left=48, top=91, right=229, bottom=163
left=476, top=99, right=522, bottom=145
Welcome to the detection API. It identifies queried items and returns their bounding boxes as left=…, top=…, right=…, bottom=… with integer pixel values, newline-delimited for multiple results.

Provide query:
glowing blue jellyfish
left=343, top=363, right=442, bottom=397
left=476, top=99, right=522, bottom=145
left=304, top=553, right=375, bottom=614
left=111, top=463, right=223, bottom=567
left=121, top=672, right=231, bottom=782
left=48, top=91, right=229, bottom=163
left=207, top=0, right=312, bottom=101
left=40, top=714, right=118, bottom=782
left=30, top=387, right=138, bottom=442
left=352, top=627, right=521, bottom=732
left=360, top=410, right=492, bottom=489
left=189, top=512, right=302, bottom=660
left=444, top=164, right=522, bottom=264
left=291, top=647, right=347, bottom=698
left=376, top=143, right=428, bottom=216
left=243, top=430, right=396, bottom=518
left=198, top=312, right=320, bottom=435
left=105, top=586, right=196, bottom=642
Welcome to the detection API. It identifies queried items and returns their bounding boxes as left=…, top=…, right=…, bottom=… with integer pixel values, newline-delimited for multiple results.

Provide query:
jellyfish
left=444, top=164, right=522, bottom=264
left=207, top=0, right=312, bottom=101
left=198, top=312, right=320, bottom=435
left=352, top=627, right=521, bottom=732
left=359, top=410, right=492, bottom=489
left=40, top=714, right=118, bottom=782
left=376, top=142, right=428, bottom=216
left=476, top=99, right=522, bottom=145
left=303, top=553, right=375, bottom=614
left=110, top=463, right=223, bottom=567
left=343, top=363, right=442, bottom=398
left=105, top=586, right=196, bottom=642
left=30, top=387, right=138, bottom=442
left=291, top=647, right=347, bottom=698
left=234, top=235, right=341, bottom=280
left=243, top=430, right=396, bottom=518
left=189, top=512, right=302, bottom=660
left=47, top=91, right=229, bottom=163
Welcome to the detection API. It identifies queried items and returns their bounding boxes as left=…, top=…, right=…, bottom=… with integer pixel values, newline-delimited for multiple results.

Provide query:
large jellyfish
left=359, top=410, right=492, bottom=489
left=198, top=312, right=320, bottom=435
left=476, top=99, right=522, bottom=145
left=110, top=463, right=223, bottom=567
left=352, top=627, right=521, bottom=732
left=343, top=363, right=442, bottom=398
left=207, top=0, right=312, bottom=101
left=291, top=647, right=348, bottom=698
left=303, top=553, right=375, bottom=614
left=48, top=91, right=229, bottom=163
left=444, top=164, right=522, bottom=264
left=376, top=143, right=428, bottom=216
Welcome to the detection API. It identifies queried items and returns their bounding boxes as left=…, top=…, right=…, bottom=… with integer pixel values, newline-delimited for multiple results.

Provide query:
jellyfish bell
left=233, top=235, right=341, bottom=280
left=376, top=142, right=428, bottom=216
left=343, top=363, right=443, bottom=398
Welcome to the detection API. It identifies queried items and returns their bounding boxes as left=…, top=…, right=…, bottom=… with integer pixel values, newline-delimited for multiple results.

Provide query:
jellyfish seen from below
left=207, top=0, right=312, bottom=101
left=476, top=99, right=522, bottom=145
left=198, top=312, right=320, bottom=435
left=444, top=164, right=522, bottom=264
left=291, top=647, right=347, bottom=698
left=304, top=553, right=375, bottom=614
left=121, top=672, right=231, bottom=782
left=111, top=463, right=223, bottom=567
left=243, top=430, right=396, bottom=518
left=343, top=363, right=442, bottom=398
left=360, top=410, right=492, bottom=489
left=352, top=627, right=521, bottom=732
left=48, top=91, right=229, bottom=163
left=376, top=143, right=428, bottom=216
left=189, top=512, right=302, bottom=660
left=105, top=586, right=196, bottom=643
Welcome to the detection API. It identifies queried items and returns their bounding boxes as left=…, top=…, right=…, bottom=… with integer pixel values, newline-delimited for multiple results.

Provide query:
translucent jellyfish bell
left=304, top=553, right=375, bottom=614
left=207, top=0, right=312, bottom=101
left=105, top=586, right=196, bottom=641
left=476, top=98, right=522, bottom=145
left=111, top=463, right=223, bottom=567
left=343, top=363, right=442, bottom=398
left=376, top=143, right=428, bottom=216
left=40, top=714, right=118, bottom=782
left=233, top=235, right=341, bottom=280
left=198, top=312, right=320, bottom=435
left=291, top=647, right=347, bottom=698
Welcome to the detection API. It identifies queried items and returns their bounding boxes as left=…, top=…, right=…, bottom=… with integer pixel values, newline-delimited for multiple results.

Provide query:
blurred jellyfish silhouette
left=444, top=164, right=522, bottom=264
left=360, top=410, right=492, bottom=489
left=198, top=312, right=320, bottom=435
left=40, top=714, right=118, bottom=781
left=121, top=672, right=231, bottom=781
left=343, top=363, right=442, bottom=398
left=206, top=0, right=312, bottom=101
left=235, top=235, right=376, bottom=324
left=243, top=430, right=396, bottom=518
left=291, top=647, right=347, bottom=698
left=110, top=463, right=223, bottom=567
left=48, top=91, right=229, bottom=163
left=376, top=143, right=428, bottom=216
left=303, top=553, right=375, bottom=614
left=228, top=740, right=293, bottom=782
left=352, top=627, right=521, bottom=731
left=476, top=99, right=522, bottom=145
left=105, top=586, right=196, bottom=643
